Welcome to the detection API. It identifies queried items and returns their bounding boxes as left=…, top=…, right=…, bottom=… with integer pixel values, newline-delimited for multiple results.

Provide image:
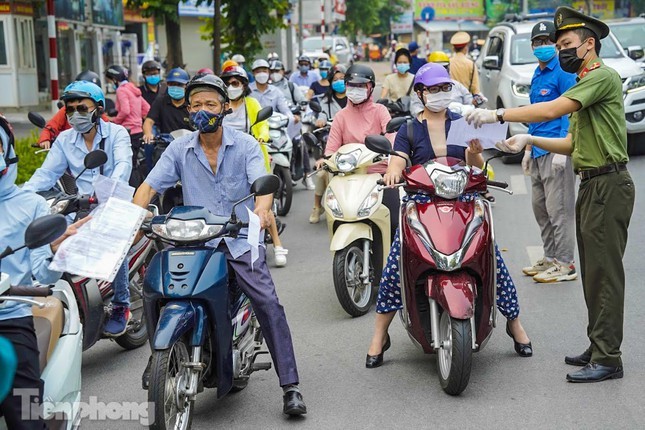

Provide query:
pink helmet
left=413, top=63, right=451, bottom=88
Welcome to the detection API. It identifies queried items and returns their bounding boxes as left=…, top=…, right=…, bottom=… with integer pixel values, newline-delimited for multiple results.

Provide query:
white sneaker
left=304, top=176, right=315, bottom=190
left=522, top=258, right=555, bottom=276
left=274, top=246, right=288, bottom=267
left=533, top=261, right=577, bottom=283
left=309, top=206, right=324, bottom=224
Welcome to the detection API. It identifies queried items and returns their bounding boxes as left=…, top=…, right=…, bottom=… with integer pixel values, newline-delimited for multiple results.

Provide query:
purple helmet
left=413, top=63, right=451, bottom=88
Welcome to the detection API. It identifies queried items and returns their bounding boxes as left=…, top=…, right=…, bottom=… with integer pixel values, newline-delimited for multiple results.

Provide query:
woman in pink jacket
left=309, top=64, right=394, bottom=224
left=105, top=64, right=150, bottom=185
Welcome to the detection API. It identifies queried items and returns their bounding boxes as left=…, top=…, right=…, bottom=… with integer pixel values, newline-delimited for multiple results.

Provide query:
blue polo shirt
left=528, top=55, right=577, bottom=158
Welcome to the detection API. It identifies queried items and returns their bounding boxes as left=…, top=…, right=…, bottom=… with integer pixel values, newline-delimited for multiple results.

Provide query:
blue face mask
left=146, top=75, right=161, bottom=86
left=168, top=86, right=185, bottom=100
left=190, top=109, right=226, bottom=134
left=332, top=80, right=346, bottom=93
left=534, top=45, right=557, bottom=63
left=320, top=70, right=329, bottom=79
left=299, top=65, right=310, bottom=74
left=396, top=63, right=410, bottom=74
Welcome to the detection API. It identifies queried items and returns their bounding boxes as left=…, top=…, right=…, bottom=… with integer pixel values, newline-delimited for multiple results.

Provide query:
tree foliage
left=342, top=0, right=408, bottom=39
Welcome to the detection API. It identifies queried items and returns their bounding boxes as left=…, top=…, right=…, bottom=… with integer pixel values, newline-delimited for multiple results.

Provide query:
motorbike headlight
left=152, top=219, right=223, bottom=242
left=626, top=73, right=645, bottom=93
left=336, top=149, right=361, bottom=173
left=357, top=186, right=380, bottom=218
left=429, top=169, right=468, bottom=199
left=50, top=199, right=70, bottom=214
left=511, top=81, right=531, bottom=98
left=325, top=188, right=343, bottom=218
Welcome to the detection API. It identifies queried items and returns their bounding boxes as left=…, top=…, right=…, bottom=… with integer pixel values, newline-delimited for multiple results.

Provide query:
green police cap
left=552, top=6, right=610, bottom=42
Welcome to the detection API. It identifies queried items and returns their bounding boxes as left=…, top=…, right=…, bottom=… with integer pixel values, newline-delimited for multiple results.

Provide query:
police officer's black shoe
left=283, top=385, right=307, bottom=416
left=566, top=363, right=623, bottom=383
left=565, top=350, right=591, bottom=366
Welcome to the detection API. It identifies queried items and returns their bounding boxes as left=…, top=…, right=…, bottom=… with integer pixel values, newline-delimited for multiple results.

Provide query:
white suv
left=302, top=36, right=353, bottom=65
left=476, top=15, right=645, bottom=155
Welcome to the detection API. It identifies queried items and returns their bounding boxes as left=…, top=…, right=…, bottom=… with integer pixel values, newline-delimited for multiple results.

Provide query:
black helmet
left=269, top=60, right=284, bottom=71
left=105, top=65, right=129, bottom=82
left=75, top=70, right=101, bottom=87
left=141, top=60, right=162, bottom=73
left=344, top=64, right=375, bottom=86
left=186, top=74, right=229, bottom=103
left=297, top=55, right=311, bottom=64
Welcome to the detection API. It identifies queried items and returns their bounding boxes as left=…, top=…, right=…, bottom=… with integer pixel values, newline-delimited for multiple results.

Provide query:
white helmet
left=251, top=59, right=270, bottom=70
left=232, top=54, right=246, bottom=64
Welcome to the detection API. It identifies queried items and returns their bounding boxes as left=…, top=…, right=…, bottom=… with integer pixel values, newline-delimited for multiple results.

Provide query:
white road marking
left=510, top=174, right=528, bottom=195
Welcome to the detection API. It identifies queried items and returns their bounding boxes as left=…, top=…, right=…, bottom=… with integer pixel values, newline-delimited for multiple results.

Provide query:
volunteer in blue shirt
left=408, top=41, right=427, bottom=75
left=521, top=21, right=578, bottom=283
left=22, top=81, right=134, bottom=337
left=0, top=118, right=85, bottom=429
left=289, top=55, right=320, bottom=87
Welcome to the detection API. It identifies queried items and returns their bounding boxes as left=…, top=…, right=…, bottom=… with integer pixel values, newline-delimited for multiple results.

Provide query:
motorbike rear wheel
left=149, top=339, right=194, bottom=430
left=274, top=165, right=293, bottom=216
left=333, top=240, right=373, bottom=317
left=437, top=311, right=472, bottom=396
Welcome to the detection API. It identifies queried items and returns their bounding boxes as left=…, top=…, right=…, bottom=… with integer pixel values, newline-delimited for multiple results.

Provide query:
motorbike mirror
left=250, top=174, right=280, bottom=196
left=385, top=117, right=407, bottom=134
left=84, top=150, right=108, bottom=170
left=481, top=150, right=506, bottom=177
left=107, top=108, right=119, bottom=117
left=254, top=107, right=273, bottom=126
left=364, top=135, right=394, bottom=155
left=376, top=98, right=388, bottom=106
left=0, top=214, right=67, bottom=260
left=27, top=112, right=46, bottom=129
left=308, top=100, right=322, bottom=113
left=302, top=132, right=320, bottom=149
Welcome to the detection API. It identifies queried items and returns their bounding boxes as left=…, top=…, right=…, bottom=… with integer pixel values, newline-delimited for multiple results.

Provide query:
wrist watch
left=495, top=108, right=505, bottom=124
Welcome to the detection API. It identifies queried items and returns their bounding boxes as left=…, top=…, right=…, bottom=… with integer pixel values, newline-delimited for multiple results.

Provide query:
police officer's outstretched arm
left=22, top=139, right=70, bottom=193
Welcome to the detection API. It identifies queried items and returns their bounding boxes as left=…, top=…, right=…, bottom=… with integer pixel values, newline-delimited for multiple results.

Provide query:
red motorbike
left=366, top=136, right=511, bottom=395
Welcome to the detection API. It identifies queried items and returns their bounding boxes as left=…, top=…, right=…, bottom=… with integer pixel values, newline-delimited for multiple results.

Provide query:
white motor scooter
left=0, top=215, right=83, bottom=430
left=266, top=112, right=294, bottom=216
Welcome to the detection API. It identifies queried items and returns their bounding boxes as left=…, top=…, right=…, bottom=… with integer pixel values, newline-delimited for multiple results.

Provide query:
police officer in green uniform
left=464, top=6, right=635, bottom=383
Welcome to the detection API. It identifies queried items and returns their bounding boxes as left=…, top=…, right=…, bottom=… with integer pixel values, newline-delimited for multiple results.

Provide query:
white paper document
left=93, top=174, right=135, bottom=203
left=447, top=117, right=509, bottom=149
left=50, top=198, right=146, bottom=282
left=246, top=207, right=261, bottom=269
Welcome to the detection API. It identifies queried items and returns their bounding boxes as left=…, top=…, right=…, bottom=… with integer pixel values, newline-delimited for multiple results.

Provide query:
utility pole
left=46, top=0, right=58, bottom=113
left=298, top=0, right=303, bottom=56
left=213, top=0, right=222, bottom=73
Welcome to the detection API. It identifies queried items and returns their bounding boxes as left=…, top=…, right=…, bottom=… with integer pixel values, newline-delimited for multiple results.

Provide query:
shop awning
left=415, top=20, right=489, bottom=32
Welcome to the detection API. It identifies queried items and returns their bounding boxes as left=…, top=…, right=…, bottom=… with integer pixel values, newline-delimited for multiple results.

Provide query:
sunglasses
left=65, top=105, right=96, bottom=116
left=227, top=80, right=243, bottom=88
left=416, top=83, right=453, bottom=94
left=532, top=38, right=552, bottom=47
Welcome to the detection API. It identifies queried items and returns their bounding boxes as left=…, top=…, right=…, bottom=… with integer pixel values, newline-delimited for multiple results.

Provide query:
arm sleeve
left=325, top=114, right=344, bottom=155
left=146, top=97, right=162, bottom=123
left=562, top=69, right=612, bottom=109
left=30, top=198, right=62, bottom=285
left=276, top=93, right=294, bottom=123
left=22, top=138, right=69, bottom=193
left=113, top=87, right=131, bottom=125
left=39, top=108, right=67, bottom=144
left=145, top=142, right=181, bottom=194
left=110, top=125, right=133, bottom=183
left=245, top=135, right=269, bottom=184
left=141, top=97, right=151, bottom=119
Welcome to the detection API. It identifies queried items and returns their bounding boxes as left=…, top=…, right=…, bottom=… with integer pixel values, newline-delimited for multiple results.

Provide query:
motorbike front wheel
left=437, top=311, right=472, bottom=396
left=332, top=241, right=373, bottom=317
left=274, top=165, right=293, bottom=216
left=149, top=339, right=194, bottom=430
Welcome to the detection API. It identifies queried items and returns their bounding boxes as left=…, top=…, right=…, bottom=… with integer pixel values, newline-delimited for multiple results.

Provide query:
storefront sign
left=92, top=0, right=125, bottom=27
left=391, top=11, right=414, bottom=34
left=414, top=0, right=484, bottom=21
left=0, top=1, right=35, bottom=16
left=571, top=0, right=615, bottom=20
left=178, top=0, right=214, bottom=17
left=55, top=0, right=86, bottom=22
left=485, top=0, right=519, bottom=23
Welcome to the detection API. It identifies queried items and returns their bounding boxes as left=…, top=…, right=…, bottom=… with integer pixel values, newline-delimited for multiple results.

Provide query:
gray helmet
left=269, top=60, right=285, bottom=71
left=251, top=59, right=270, bottom=71
left=186, top=74, right=229, bottom=103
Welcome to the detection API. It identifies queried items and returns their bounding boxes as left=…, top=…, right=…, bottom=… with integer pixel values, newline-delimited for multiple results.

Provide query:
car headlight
left=152, top=219, right=223, bottom=242
left=325, top=188, right=343, bottom=218
left=429, top=169, right=468, bottom=199
left=50, top=199, right=70, bottom=214
left=357, top=186, right=380, bottom=217
left=336, top=149, right=361, bottom=173
left=626, top=73, right=645, bottom=92
left=511, top=81, right=530, bottom=98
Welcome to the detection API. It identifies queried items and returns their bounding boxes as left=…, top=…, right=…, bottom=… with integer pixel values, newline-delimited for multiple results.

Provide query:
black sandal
left=483, top=192, right=496, bottom=203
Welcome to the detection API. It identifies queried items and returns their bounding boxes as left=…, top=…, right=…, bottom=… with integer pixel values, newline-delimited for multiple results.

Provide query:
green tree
left=125, top=0, right=186, bottom=68
left=342, top=0, right=408, bottom=39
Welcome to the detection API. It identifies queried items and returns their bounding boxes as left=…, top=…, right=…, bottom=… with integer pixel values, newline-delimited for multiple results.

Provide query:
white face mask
left=346, top=87, right=369, bottom=104
left=255, top=72, right=269, bottom=85
left=227, top=86, right=244, bottom=100
left=270, top=72, right=283, bottom=83
left=424, top=91, right=453, bottom=113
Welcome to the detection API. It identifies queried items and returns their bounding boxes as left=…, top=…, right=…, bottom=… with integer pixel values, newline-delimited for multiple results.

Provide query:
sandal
left=483, top=192, right=496, bottom=203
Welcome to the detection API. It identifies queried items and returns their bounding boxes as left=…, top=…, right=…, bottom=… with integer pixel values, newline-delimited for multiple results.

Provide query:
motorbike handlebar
left=8, top=286, right=52, bottom=297
left=487, top=180, right=509, bottom=189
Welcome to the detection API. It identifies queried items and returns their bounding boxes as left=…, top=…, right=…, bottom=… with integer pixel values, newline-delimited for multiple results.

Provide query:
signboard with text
left=414, top=0, right=484, bottom=21
left=391, top=11, right=414, bottom=34
left=571, top=0, right=615, bottom=19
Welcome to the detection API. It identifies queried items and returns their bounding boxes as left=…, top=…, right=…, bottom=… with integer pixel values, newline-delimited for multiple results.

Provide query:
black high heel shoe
left=506, top=321, right=533, bottom=357
left=365, top=334, right=391, bottom=368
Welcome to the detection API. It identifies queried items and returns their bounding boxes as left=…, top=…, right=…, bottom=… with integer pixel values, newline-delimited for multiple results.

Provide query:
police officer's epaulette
left=579, top=61, right=601, bottom=79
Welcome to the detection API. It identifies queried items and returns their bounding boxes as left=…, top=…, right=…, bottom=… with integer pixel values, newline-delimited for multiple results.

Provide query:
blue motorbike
left=142, top=175, right=279, bottom=430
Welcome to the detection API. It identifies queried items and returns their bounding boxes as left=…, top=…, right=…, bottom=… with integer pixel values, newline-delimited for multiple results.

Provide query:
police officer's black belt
left=577, top=162, right=626, bottom=181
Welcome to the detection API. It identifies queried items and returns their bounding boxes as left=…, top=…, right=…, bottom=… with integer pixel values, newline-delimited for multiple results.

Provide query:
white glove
left=522, top=151, right=531, bottom=176
left=552, top=153, right=567, bottom=170
left=464, top=108, right=497, bottom=128
left=495, top=134, right=532, bottom=154
left=448, top=102, right=475, bottom=116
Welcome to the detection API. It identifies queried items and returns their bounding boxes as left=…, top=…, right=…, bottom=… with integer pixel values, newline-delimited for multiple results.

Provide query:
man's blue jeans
left=111, top=258, right=130, bottom=308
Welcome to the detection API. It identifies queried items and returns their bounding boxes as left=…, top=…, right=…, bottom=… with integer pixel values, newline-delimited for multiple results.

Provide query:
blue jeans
left=111, top=258, right=130, bottom=308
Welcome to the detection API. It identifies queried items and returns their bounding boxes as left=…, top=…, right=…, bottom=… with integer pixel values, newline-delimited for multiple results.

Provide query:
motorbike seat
left=32, top=297, right=64, bottom=373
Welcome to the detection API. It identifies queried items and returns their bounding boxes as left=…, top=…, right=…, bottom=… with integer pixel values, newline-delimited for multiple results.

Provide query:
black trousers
left=0, top=316, right=46, bottom=429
